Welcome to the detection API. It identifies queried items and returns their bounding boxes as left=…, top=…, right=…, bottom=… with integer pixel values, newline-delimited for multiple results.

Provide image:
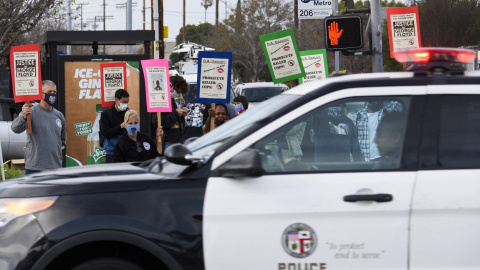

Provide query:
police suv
left=1, top=48, right=480, bottom=270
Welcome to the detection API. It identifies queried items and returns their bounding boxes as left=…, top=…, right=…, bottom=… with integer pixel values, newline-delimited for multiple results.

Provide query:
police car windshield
left=242, top=87, right=284, bottom=102
left=186, top=94, right=301, bottom=157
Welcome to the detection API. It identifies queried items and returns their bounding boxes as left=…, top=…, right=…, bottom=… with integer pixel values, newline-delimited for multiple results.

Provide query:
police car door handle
left=343, top=193, right=393, bottom=203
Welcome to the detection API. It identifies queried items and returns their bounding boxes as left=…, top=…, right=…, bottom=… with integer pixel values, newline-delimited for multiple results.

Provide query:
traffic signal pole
left=371, top=0, right=383, bottom=72
left=333, top=0, right=339, bottom=74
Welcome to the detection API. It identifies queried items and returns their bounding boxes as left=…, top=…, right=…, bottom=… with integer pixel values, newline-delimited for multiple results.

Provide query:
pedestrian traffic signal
left=324, top=15, right=363, bottom=51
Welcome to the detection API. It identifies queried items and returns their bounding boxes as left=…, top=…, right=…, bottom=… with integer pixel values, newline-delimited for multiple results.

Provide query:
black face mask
left=44, top=93, right=56, bottom=106
left=214, top=119, right=225, bottom=127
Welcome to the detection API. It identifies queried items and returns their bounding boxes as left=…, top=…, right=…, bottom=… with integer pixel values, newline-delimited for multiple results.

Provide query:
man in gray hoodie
left=11, top=80, right=66, bottom=174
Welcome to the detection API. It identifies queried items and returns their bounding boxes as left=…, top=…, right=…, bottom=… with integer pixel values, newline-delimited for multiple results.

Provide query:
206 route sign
left=298, top=0, right=333, bottom=19
left=260, top=28, right=305, bottom=84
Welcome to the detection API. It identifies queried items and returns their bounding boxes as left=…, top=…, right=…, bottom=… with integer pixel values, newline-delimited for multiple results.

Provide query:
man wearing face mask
left=11, top=80, right=66, bottom=174
left=100, top=89, right=129, bottom=163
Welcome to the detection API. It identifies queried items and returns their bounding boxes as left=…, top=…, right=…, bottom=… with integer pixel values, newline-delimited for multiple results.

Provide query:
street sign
left=298, top=0, right=332, bottom=20
left=324, top=15, right=363, bottom=51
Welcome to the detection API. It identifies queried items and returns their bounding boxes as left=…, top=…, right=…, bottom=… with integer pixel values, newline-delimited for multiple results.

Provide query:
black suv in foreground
left=2, top=48, right=480, bottom=270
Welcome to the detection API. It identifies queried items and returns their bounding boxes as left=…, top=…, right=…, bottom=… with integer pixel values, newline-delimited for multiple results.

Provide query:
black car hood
left=0, top=163, right=167, bottom=198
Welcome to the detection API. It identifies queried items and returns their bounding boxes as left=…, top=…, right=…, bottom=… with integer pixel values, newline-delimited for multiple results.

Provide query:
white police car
left=1, top=48, right=480, bottom=270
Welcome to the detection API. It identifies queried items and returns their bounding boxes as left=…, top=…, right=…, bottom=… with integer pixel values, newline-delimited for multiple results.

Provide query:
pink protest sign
left=141, top=59, right=172, bottom=112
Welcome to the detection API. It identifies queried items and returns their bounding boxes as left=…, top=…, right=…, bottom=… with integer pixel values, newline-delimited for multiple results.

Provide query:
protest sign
left=196, top=51, right=232, bottom=104
left=387, top=6, right=422, bottom=58
left=260, top=28, right=305, bottom=84
left=141, top=59, right=171, bottom=113
left=100, top=62, right=127, bottom=107
left=10, top=44, right=42, bottom=103
left=299, top=49, right=329, bottom=84
left=10, top=44, right=43, bottom=133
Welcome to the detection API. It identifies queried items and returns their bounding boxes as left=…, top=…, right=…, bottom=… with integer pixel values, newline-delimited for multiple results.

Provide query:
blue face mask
left=235, top=104, right=244, bottom=112
left=126, top=124, right=139, bottom=136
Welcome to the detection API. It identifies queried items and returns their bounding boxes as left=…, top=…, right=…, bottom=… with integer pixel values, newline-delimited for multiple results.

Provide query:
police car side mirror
left=217, top=149, right=264, bottom=178
left=164, top=144, right=193, bottom=165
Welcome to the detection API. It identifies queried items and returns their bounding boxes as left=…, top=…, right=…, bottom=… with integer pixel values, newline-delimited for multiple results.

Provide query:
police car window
left=253, top=96, right=410, bottom=173
left=438, top=95, right=480, bottom=169
left=187, top=95, right=302, bottom=157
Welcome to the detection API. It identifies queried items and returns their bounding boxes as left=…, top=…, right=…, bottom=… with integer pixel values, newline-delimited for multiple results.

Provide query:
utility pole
left=143, top=0, right=146, bottom=30
left=153, top=0, right=164, bottom=59
left=219, top=0, right=227, bottom=21
left=183, top=0, right=186, bottom=42
left=215, top=0, right=219, bottom=28
left=117, top=1, right=137, bottom=53
left=76, top=2, right=89, bottom=31
left=159, top=0, right=164, bottom=59
left=294, top=0, right=298, bottom=30
left=67, top=2, right=72, bottom=55
left=103, top=0, right=106, bottom=31
left=371, top=0, right=383, bottom=72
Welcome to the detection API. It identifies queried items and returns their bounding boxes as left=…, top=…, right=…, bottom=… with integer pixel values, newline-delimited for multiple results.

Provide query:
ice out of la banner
left=387, top=6, right=422, bottom=58
left=260, top=28, right=305, bottom=84
left=100, top=62, right=127, bottom=107
left=10, top=44, right=43, bottom=103
left=299, top=49, right=329, bottom=84
left=196, top=51, right=232, bottom=104
left=141, top=59, right=171, bottom=113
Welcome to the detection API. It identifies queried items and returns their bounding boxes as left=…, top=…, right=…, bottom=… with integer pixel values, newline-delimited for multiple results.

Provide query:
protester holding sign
left=113, top=110, right=163, bottom=162
left=151, top=75, right=188, bottom=149
left=202, top=103, right=229, bottom=134
left=100, top=89, right=130, bottom=163
left=11, top=80, right=66, bottom=174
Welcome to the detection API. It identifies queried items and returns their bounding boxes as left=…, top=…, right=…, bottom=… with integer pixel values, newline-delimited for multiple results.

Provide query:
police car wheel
left=71, top=257, right=146, bottom=270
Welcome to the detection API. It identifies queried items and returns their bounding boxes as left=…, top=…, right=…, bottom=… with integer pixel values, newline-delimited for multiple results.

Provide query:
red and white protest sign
left=10, top=44, right=42, bottom=103
left=100, top=62, right=127, bottom=107
left=387, top=6, right=422, bottom=58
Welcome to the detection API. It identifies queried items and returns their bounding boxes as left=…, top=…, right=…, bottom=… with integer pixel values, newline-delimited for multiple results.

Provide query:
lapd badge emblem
left=282, top=223, right=316, bottom=258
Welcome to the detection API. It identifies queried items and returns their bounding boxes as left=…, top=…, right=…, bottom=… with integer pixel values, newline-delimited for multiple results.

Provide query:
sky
left=73, top=0, right=233, bottom=43
left=73, top=0, right=410, bottom=43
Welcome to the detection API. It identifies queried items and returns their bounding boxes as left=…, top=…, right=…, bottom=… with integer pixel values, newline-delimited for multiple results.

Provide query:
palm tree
left=201, top=0, right=214, bottom=23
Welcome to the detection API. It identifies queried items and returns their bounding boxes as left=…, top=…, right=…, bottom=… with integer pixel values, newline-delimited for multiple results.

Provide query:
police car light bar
left=393, top=47, right=477, bottom=64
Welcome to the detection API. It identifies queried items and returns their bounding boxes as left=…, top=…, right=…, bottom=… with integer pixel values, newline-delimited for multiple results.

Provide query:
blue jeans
left=25, top=169, right=41, bottom=175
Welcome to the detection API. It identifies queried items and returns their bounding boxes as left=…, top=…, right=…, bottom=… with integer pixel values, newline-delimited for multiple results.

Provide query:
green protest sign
left=260, top=28, right=305, bottom=84
left=299, top=49, right=329, bottom=84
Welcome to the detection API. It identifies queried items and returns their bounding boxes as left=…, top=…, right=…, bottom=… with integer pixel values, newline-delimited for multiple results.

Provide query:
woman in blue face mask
left=113, top=110, right=164, bottom=162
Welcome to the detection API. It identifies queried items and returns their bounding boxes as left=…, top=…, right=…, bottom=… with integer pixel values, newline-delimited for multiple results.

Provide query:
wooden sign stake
left=26, top=101, right=32, bottom=133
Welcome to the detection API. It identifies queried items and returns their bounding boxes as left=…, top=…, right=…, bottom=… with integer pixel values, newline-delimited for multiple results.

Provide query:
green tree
left=0, top=0, right=69, bottom=59
left=417, top=0, right=480, bottom=47
left=223, top=0, right=293, bottom=82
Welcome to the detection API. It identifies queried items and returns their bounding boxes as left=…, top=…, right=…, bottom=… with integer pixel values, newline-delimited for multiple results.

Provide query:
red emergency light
left=393, top=47, right=477, bottom=64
